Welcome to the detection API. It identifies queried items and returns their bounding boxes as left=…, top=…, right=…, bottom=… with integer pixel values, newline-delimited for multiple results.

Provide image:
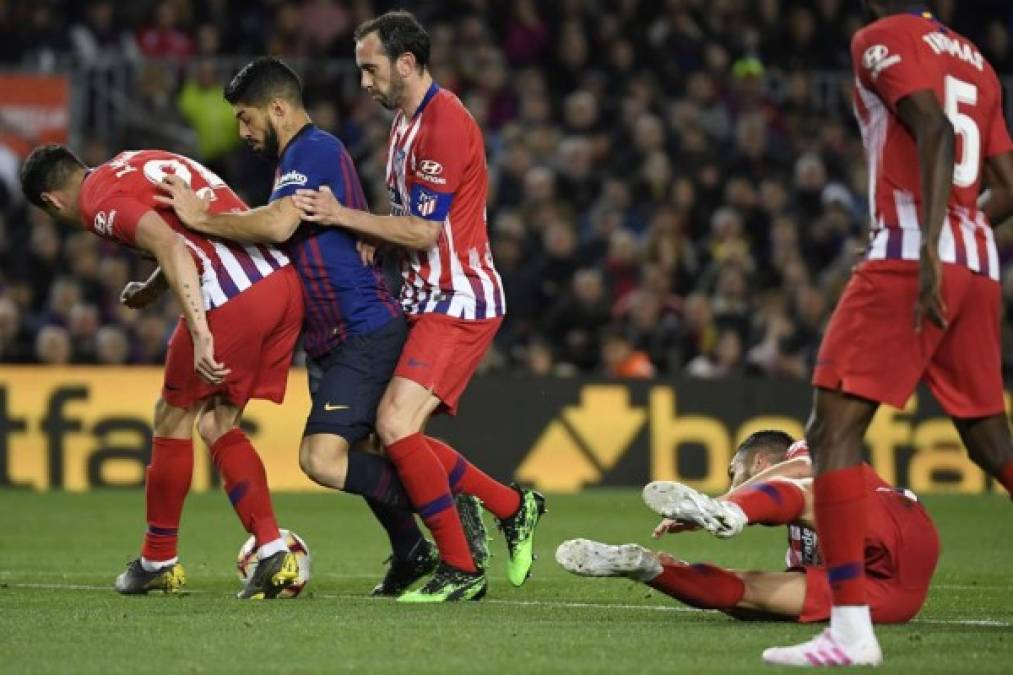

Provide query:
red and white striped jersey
left=79, top=150, right=291, bottom=310
left=782, top=440, right=822, bottom=568
left=851, top=11, right=1013, bottom=281
left=385, top=83, right=506, bottom=319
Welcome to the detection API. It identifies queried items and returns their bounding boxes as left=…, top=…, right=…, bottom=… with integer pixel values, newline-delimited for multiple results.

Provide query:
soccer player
left=20, top=145, right=305, bottom=599
left=156, top=56, right=490, bottom=596
left=557, top=431, right=939, bottom=628
left=763, top=2, right=1013, bottom=666
left=291, top=10, right=545, bottom=602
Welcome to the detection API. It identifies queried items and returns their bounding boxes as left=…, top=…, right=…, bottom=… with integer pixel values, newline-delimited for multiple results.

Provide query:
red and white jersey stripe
left=385, top=84, right=506, bottom=320
left=850, top=13, right=1013, bottom=282
left=79, top=150, right=291, bottom=310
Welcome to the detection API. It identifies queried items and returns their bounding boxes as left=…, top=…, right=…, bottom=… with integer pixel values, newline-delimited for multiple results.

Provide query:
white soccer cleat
left=762, top=629, right=883, bottom=667
left=642, top=481, right=747, bottom=538
left=555, top=539, right=661, bottom=581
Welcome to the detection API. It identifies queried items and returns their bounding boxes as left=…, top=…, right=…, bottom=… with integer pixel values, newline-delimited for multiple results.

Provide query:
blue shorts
left=304, top=316, right=407, bottom=442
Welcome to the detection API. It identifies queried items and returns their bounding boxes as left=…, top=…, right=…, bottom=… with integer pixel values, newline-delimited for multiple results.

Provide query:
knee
left=298, top=436, right=349, bottom=488
left=197, top=409, right=233, bottom=447
left=375, top=401, right=411, bottom=446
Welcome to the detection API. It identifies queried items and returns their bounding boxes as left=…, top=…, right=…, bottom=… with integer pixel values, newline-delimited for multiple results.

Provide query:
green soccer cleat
left=397, top=562, right=487, bottom=603
left=114, top=559, right=186, bottom=595
left=456, top=493, right=492, bottom=573
left=371, top=539, right=439, bottom=597
left=237, top=550, right=299, bottom=600
left=498, top=485, right=547, bottom=587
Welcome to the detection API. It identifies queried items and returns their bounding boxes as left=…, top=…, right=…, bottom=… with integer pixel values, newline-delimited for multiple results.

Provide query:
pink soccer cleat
left=762, top=628, right=883, bottom=667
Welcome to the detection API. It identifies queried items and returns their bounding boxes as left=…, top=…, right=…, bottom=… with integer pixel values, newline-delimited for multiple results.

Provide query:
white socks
left=830, top=605, right=877, bottom=645
left=140, top=556, right=178, bottom=572
left=633, top=554, right=663, bottom=583
left=257, top=537, right=289, bottom=559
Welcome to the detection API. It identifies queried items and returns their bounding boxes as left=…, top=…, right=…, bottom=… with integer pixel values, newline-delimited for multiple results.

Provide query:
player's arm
left=155, top=175, right=302, bottom=244
left=896, top=90, right=955, bottom=330
left=981, top=154, right=1013, bottom=226
left=133, top=211, right=229, bottom=384
left=726, top=457, right=813, bottom=492
left=292, top=186, right=440, bottom=250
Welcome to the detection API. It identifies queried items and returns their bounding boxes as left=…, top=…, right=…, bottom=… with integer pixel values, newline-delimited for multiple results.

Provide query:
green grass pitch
left=1, top=489, right=1011, bottom=674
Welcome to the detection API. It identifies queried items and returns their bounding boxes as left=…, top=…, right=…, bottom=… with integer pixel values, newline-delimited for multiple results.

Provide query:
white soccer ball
left=236, top=529, right=312, bottom=598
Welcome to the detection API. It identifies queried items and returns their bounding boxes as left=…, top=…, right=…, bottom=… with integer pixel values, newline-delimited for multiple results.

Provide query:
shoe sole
left=555, top=539, right=654, bottom=578
left=642, top=481, right=722, bottom=528
left=506, top=492, right=546, bottom=587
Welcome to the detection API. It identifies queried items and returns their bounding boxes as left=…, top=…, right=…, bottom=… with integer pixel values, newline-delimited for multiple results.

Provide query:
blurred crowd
left=2, top=0, right=1013, bottom=380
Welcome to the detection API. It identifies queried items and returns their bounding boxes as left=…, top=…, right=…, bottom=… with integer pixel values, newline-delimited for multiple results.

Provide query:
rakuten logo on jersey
left=94, top=209, right=116, bottom=236
left=274, top=170, right=308, bottom=191
left=416, top=159, right=446, bottom=185
left=863, top=44, right=901, bottom=80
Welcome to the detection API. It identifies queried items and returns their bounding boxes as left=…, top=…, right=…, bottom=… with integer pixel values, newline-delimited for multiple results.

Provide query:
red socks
left=648, top=559, right=745, bottom=610
left=426, top=436, right=521, bottom=519
left=814, top=466, right=868, bottom=606
left=998, top=461, right=1013, bottom=499
left=727, top=480, right=806, bottom=526
left=210, top=429, right=281, bottom=547
left=386, top=433, right=476, bottom=573
left=141, top=437, right=194, bottom=562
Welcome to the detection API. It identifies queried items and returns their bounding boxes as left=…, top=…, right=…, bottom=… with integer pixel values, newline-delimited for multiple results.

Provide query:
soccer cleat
left=114, top=559, right=186, bottom=595
left=555, top=539, right=661, bottom=581
left=762, top=628, right=883, bottom=667
left=370, top=539, right=439, bottom=597
left=396, top=562, right=487, bottom=603
left=497, top=485, right=546, bottom=586
left=237, top=550, right=299, bottom=600
left=642, top=481, right=747, bottom=538
left=456, top=493, right=492, bottom=572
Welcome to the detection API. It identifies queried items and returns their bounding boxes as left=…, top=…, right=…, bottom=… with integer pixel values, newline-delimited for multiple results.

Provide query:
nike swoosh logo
left=324, top=403, right=349, bottom=411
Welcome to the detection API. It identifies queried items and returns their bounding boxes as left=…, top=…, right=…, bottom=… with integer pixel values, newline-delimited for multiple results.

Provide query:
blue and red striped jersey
left=271, top=124, right=400, bottom=357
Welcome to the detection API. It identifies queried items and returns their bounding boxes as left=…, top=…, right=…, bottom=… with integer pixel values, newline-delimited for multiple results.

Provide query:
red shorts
left=162, top=266, right=303, bottom=409
left=393, top=313, right=502, bottom=415
left=813, top=260, right=1003, bottom=417
left=798, top=490, right=940, bottom=624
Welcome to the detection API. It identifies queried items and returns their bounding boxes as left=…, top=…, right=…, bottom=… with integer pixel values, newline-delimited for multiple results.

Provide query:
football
left=236, top=529, right=312, bottom=598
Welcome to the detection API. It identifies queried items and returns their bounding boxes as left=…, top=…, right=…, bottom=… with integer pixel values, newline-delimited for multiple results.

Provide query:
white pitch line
left=4, top=582, right=1012, bottom=628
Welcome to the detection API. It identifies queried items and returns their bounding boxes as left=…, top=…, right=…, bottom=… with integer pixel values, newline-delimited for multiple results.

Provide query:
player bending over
left=557, top=431, right=939, bottom=628
left=21, top=146, right=304, bottom=600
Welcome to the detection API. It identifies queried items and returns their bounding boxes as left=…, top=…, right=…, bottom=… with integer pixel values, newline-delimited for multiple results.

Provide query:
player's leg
left=643, top=477, right=808, bottom=538
left=114, top=397, right=195, bottom=595
left=556, top=539, right=805, bottom=619
left=954, top=415, right=1013, bottom=497
left=196, top=397, right=298, bottom=599
left=375, top=375, right=487, bottom=601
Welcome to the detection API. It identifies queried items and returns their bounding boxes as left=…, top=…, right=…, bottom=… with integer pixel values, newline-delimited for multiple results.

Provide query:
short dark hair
left=20, top=144, right=87, bottom=208
left=224, top=56, right=303, bottom=107
left=734, top=430, right=795, bottom=465
left=354, top=11, right=430, bottom=70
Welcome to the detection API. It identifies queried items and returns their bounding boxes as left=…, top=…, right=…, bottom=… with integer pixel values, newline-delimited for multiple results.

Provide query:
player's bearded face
left=375, top=63, right=405, bottom=110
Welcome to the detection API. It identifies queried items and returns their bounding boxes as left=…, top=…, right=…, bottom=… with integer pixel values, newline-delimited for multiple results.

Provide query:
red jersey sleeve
left=785, top=440, right=811, bottom=461
left=83, top=193, right=155, bottom=248
left=852, top=22, right=937, bottom=110
left=412, top=109, right=466, bottom=195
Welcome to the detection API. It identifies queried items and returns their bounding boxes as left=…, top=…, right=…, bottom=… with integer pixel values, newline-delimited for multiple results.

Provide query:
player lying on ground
left=157, top=55, right=491, bottom=598
left=557, top=430, right=939, bottom=624
left=21, top=145, right=305, bottom=599
left=291, top=10, right=545, bottom=602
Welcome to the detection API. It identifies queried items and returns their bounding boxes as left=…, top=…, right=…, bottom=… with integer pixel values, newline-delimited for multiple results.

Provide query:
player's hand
left=292, top=185, right=344, bottom=225
left=119, top=280, right=162, bottom=309
left=652, top=518, right=699, bottom=538
left=154, top=175, right=211, bottom=230
left=356, top=238, right=377, bottom=266
left=192, top=331, right=230, bottom=385
left=914, top=248, right=947, bottom=331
